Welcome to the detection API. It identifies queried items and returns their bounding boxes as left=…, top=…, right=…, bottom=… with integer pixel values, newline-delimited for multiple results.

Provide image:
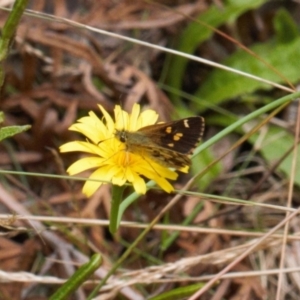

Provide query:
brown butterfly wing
left=138, top=117, right=205, bottom=154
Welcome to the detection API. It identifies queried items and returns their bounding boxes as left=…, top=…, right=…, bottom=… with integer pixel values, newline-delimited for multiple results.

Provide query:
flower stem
left=109, top=185, right=126, bottom=234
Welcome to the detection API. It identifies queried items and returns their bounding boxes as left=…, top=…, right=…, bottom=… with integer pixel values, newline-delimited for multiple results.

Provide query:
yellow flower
left=60, top=104, right=180, bottom=195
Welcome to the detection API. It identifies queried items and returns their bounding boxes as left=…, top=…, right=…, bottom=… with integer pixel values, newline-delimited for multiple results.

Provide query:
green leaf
left=0, top=125, right=31, bottom=141
left=149, top=283, right=205, bottom=300
left=191, top=147, right=223, bottom=191
left=274, top=9, right=299, bottom=43
left=193, top=36, right=300, bottom=112
left=249, top=124, right=300, bottom=187
left=50, top=254, right=102, bottom=300
left=166, top=0, right=268, bottom=105
left=0, top=111, right=4, bottom=123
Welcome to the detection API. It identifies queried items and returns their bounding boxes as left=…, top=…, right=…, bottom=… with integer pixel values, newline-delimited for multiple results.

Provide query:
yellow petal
left=98, top=104, right=115, bottom=133
left=67, top=157, right=105, bottom=175
left=114, top=105, right=129, bottom=130
left=82, top=180, right=103, bottom=197
left=138, top=109, right=159, bottom=129
left=151, top=175, right=174, bottom=193
left=60, top=141, right=107, bottom=157
left=128, top=103, right=140, bottom=130
left=138, top=161, right=178, bottom=180
left=82, top=166, right=114, bottom=196
left=130, top=171, right=147, bottom=194
left=69, top=122, right=102, bottom=144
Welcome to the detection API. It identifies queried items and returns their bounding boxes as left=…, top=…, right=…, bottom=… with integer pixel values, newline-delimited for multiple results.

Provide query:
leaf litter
left=0, top=1, right=299, bottom=299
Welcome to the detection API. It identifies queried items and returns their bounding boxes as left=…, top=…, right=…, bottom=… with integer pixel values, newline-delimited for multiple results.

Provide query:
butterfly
left=114, top=117, right=205, bottom=169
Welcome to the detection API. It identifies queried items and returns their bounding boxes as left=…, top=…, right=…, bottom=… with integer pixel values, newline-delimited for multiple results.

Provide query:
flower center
left=115, top=150, right=132, bottom=167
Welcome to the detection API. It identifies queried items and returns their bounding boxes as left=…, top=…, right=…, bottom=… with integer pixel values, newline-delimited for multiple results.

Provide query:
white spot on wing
left=183, top=119, right=190, bottom=128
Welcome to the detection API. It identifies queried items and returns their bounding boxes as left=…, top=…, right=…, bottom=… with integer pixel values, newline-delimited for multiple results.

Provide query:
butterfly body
left=115, top=116, right=205, bottom=169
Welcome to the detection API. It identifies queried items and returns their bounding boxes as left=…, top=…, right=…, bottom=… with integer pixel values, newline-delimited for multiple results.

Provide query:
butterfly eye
left=116, top=130, right=127, bottom=143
